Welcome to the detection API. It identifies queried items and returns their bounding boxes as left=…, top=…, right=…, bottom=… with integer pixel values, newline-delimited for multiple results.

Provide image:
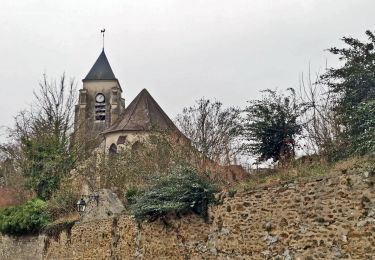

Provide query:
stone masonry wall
left=1, top=171, right=375, bottom=259
left=0, top=235, right=45, bottom=260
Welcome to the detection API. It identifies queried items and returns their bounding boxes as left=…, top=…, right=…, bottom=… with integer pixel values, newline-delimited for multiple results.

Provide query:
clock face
left=96, top=94, right=105, bottom=103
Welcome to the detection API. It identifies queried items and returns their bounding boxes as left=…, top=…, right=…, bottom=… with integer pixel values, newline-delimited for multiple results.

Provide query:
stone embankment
left=1, top=170, right=375, bottom=259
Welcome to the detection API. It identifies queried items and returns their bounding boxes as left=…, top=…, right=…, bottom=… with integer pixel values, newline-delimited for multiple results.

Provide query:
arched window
left=95, top=93, right=106, bottom=121
left=109, top=143, right=117, bottom=155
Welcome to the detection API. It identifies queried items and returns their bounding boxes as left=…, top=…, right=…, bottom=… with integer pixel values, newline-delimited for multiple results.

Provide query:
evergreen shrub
left=129, top=166, right=218, bottom=221
left=0, top=199, right=51, bottom=235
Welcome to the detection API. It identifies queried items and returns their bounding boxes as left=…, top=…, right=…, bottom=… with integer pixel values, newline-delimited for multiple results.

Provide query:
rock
left=263, top=221, right=273, bottom=231
left=280, top=218, right=288, bottom=227
left=299, top=224, right=308, bottom=234
left=80, top=189, right=125, bottom=222
left=264, top=232, right=279, bottom=246
left=283, top=249, right=292, bottom=260
left=209, top=247, right=217, bottom=255
left=261, top=250, right=271, bottom=257
left=219, top=228, right=231, bottom=236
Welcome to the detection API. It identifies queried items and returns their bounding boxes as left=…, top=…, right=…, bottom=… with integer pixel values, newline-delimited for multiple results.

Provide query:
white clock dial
left=96, top=94, right=105, bottom=103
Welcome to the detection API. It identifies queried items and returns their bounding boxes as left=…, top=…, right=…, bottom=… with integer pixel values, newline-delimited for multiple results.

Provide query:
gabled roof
left=84, top=49, right=117, bottom=81
left=102, top=89, right=178, bottom=134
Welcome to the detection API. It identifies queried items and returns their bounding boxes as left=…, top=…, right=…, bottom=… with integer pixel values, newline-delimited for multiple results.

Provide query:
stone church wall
left=1, top=171, right=375, bottom=259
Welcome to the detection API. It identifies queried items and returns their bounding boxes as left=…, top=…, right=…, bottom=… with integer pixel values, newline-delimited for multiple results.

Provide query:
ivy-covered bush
left=349, top=100, right=375, bottom=155
left=129, top=166, right=218, bottom=221
left=0, top=199, right=51, bottom=235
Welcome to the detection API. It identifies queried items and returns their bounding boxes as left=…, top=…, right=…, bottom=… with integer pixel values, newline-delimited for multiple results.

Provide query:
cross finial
left=101, top=28, right=106, bottom=50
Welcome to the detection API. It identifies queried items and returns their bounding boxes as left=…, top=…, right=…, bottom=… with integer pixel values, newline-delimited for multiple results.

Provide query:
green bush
left=0, top=199, right=51, bottom=235
left=129, top=166, right=218, bottom=221
left=349, top=100, right=375, bottom=155
left=126, top=186, right=141, bottom=205
left=320, top=30, right=375, bottom=159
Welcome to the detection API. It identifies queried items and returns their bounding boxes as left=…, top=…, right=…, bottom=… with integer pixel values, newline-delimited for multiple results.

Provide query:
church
left=73, top=47, right=248, bottom=184
left=74, top=48, right=186, bottom=153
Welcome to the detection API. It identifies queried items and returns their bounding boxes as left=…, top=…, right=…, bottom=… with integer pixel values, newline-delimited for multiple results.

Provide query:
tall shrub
left=320, top=30, right=375, bottom=157
left=243, top=88, right=306, bottom=165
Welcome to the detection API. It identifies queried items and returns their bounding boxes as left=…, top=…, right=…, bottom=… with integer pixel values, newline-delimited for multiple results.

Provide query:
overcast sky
left=1, top=0, right=374, bottom=137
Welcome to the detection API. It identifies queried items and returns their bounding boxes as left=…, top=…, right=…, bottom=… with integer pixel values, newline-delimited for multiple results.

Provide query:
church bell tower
left=74, top=49, right=125, bottom=147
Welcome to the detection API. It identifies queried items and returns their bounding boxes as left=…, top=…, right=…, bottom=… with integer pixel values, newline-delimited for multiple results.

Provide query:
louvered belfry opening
left=95, top=94, right=106, bottom=121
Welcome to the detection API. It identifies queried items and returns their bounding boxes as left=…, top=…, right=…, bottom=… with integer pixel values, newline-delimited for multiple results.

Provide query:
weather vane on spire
left=101, top=28, right=106, bottom=50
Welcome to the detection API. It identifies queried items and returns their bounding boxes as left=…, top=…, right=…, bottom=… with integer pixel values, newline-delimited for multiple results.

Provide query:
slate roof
left=84, top=49, right=117, bottom=80
left=102, top=89, right=178, bottom=134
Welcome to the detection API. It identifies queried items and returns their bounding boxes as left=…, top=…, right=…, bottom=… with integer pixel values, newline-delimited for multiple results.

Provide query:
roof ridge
left=120, top=91, right=144, bottom=130
left=103, top=91, right=142, bottom=133
left=144, top=90, right=152, bottom=128
left=147, top=92, right=176, bottom=130
left=102, top=88, right=178, bottom=134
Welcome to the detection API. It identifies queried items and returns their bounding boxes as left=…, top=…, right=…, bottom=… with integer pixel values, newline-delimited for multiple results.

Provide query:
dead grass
left=42, top=214, right=79, bottom=237
left=333, top=155, right=375, bottom=174
left=236, top=155, right=375, bottom=192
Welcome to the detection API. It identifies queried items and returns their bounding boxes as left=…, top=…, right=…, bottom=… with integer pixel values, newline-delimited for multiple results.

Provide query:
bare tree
left=175, top=98, right=242, bottom=165
left=0, top=73, right=78, bottom=199
left=10, top=74, right=77, bottom=142
left=298, top=66, right=341, bottom=158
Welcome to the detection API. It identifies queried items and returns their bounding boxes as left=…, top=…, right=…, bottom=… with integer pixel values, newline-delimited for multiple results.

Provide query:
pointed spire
left=84, top=49, right=116, bottom=81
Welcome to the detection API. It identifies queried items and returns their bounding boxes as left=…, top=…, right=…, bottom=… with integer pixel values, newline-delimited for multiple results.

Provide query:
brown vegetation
left=0, top=188, right=24, bottom=207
